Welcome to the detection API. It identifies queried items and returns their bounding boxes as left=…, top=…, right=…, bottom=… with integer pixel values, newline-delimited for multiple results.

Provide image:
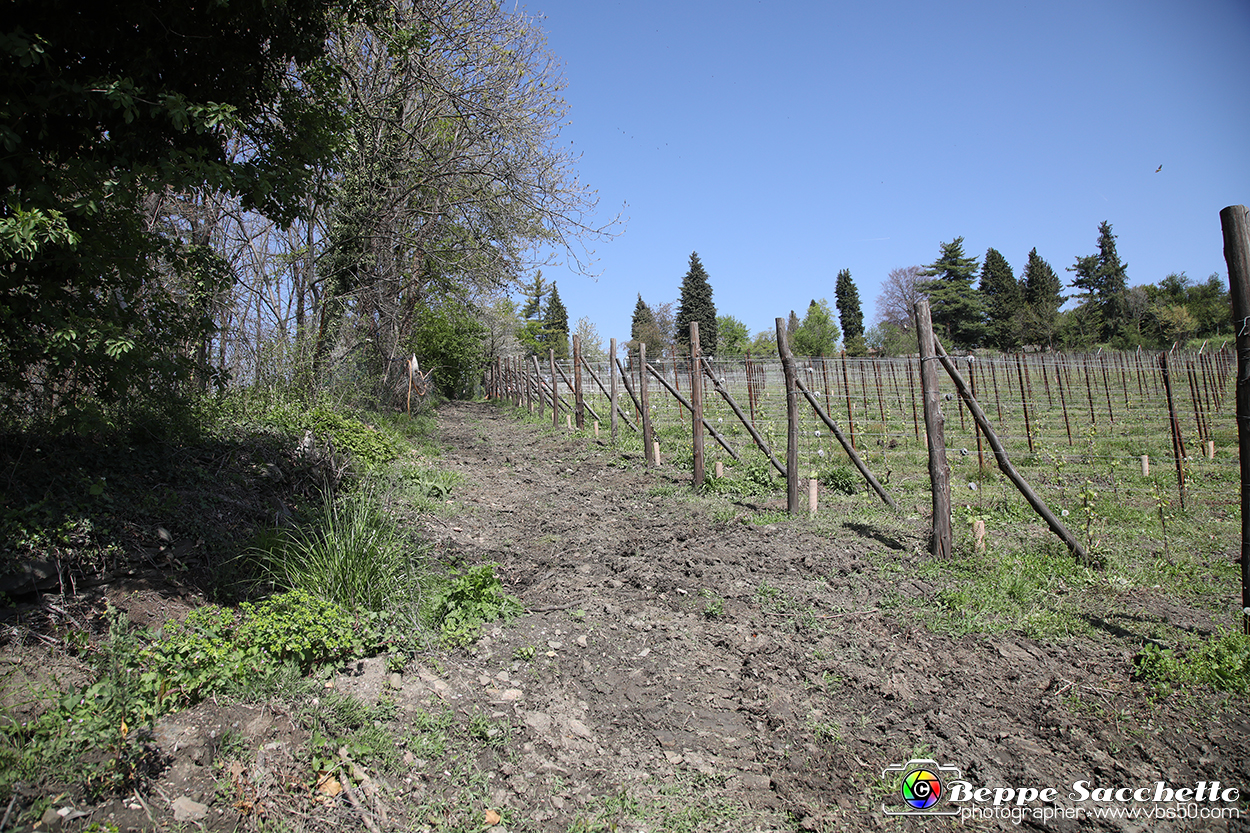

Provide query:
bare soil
left=4, top=399, right=1249, bottom=832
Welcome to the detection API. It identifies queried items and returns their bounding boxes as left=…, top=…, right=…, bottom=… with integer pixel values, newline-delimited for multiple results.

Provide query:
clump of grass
left=253, top=486, right=425, bottom=615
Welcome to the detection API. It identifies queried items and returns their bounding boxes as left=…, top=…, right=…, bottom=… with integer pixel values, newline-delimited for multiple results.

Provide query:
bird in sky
left=1156, top=164, right=1163, bottom=173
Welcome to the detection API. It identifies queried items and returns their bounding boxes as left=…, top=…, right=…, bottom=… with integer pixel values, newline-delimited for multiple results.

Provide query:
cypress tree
left=920, top=237, right=986, bottom=348
left=979, top=248, right=1022, bottom=350
left=543, top=282, right=569, bottom=359
left=834, top=269, right=866, bottom=356
left=675, top=251, right=718, bottom=355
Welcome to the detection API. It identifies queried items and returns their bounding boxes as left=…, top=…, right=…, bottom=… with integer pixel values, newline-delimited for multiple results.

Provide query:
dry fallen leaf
left=484, top=808, right=502, bottom=826
left=315, top=773, right=343, bottom=797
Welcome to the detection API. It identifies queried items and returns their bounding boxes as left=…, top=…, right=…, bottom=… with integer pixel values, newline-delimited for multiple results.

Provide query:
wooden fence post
left=1219, top=204, right=1250, bottom=635
left=690, top=323, right=705, bottom=489
left=549, top=349, right=558, bottom=429
left=1158, top=351, right=1188, bottom=510
left=532, top=355, right=545, bottom=418
left=776, top=317, right=802, bottom=515
left=914, top=300, right=952, bottom=559
left=640, top=343, right=655, bottom=466
left=573, top=335, right=584, bottom=429
left=609, top=339, right=619, bottom=444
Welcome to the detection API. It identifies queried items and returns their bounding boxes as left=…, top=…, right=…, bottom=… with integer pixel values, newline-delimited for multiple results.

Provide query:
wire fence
left=491, top=347, right=1238, bottom=529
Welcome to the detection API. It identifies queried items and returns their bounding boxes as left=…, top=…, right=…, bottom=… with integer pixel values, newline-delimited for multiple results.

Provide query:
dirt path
left=10, top=399, right=1247, bottom=832
left=392, top=401, right=1249, bottom=831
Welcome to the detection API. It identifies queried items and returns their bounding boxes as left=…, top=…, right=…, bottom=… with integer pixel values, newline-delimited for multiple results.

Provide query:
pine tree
left=675, top=251, right=718, bottom=355
left=834, top=269, right=866, bottom=356
left=543, top=282, right=569, bottom=359
left=920, top=237, right=986, bottom=348
left=1020, top=248, right=1063, bottom=350
left=979, top=248, right=1022, bottom=350
left=630, top=294, right=663, bottom=357
left=1069, top=221, right=1129, bottom=343
left=520, top=271, right=547, bottom=319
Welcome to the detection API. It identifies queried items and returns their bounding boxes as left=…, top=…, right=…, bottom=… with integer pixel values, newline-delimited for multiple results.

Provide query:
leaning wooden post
left=640, top=343, right=655, bottom=466
left=914, top=300, right=952, bottom=559
left=609, top=339, right=619, bottom=445
left=933, top=338, right=1092, bottom=566
left=793, top=375, right=897, bottom=510
left=1219, top=204, right=1250, bottom=635
left=776, top=317, right=802, bottom=514
left=690, top=322, right=705, bottom=489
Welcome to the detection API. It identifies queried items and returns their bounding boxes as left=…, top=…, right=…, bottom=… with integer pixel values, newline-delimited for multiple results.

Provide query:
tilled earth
left=6, top=399, right=1250, bottom=832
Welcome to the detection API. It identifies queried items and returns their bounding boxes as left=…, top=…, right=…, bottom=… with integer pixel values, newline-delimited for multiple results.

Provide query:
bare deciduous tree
left=874, top=265, right=926, bottom=331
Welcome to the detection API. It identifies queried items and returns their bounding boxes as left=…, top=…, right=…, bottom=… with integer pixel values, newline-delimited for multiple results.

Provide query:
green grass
left=250, top=484, right=427, bottom=615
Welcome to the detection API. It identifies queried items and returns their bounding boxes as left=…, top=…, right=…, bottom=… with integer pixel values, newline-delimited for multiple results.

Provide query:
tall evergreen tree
left=630, top=293, right=663, bottom=357
left=675, top=251, right=718, bottom=355
left=834, top=269, right=867, bottom=356
left=978, top=248, right=1022, bottom=350
left=543, top=281, right=569, bottom=359
left=520, top=271, right=548, bottom=319
left=1019, top=248, right=1063, bottom=350
left=920, top=237, right=986, bottom=348
left=1068, top=221, right=1129, bottom=343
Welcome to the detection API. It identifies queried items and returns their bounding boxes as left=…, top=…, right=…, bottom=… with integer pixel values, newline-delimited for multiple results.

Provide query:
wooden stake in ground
left=1219, top=203, right=1250, bottom=635
left=549, top=350, right=558, bottom=430
left=914, top=300, right=952, bottom=559
left=640, top=343, right=655, bottom=466
left=609, top=339, right=619, bottom=444
left=532, top=355, right=545, bottom=419
left=690, top=322, right=706, bottom=489
left=573, top=335, right=585, bottom=429
left=776, top=317, right=802, bottom=515
left=1158, top=351, right=1188, bottom=510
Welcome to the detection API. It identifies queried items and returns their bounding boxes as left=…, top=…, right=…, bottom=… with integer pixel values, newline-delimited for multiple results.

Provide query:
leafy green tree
left=675, top=252, right=718, bottom=355
left=866, top=322, right=915, bottom=357
left=574, top=317, right=605, bottom=361
left=834, top=269, right=867, bottom=356
left=920, top=237, right=986, bottom=348
left=1, top=0, right=344, bottom=423
left=746, top=329, right=778, bottom=357
left=979, top=248, right=1022, bottom=350
left=716, top=315, right=750, bottom=356
left=1018, top=248, right=1063, bottom=350
left=543, top=282, right=570, bottom=359
left=792, top=299, right=841, bottom=357
left=1068, top=221, right=1129, bottom=344
left=414, top=304, right=486, bottom=399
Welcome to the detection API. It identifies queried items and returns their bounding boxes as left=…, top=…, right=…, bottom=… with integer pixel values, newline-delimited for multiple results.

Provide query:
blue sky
left=518, top=0, right=1250, bottom=348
